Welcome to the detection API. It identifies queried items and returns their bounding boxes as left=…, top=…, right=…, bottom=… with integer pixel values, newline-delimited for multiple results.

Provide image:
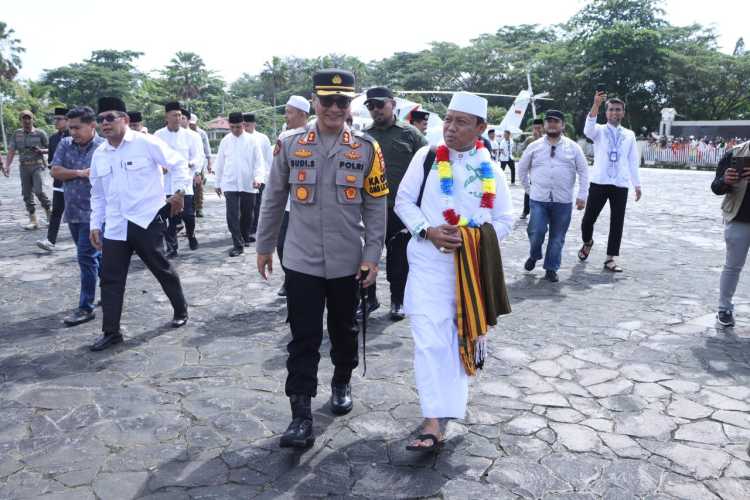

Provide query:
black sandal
left=578, top=240, right=594, bottom=261
left=604, top=259, right=623, bottom=273
left=406, top=433, right=443, bottom=452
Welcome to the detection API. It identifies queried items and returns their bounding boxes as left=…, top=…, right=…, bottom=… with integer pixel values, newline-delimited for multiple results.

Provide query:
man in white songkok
left=395, top=92, right=514, bottom=451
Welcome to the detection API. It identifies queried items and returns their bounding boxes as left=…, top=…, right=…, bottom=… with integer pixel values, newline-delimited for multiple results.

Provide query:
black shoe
left=63, top=308, right=96, bottom=326
left=166, top=250, right=178, bottom=260
left=279, top=418, right=314, bottom=448
left=171, top=315, right=188, bottom=328
left=188, top=237, right=199, bottom=251
left=389, top=303, right=405, bottom=321
left=356, top=300, right=380, bottom=320
left=195, top=210, right=203, bottom=218
left=246, top=236, right=256, bottom=243
left=330, top=383, right=353, bottom=415
left=280, top=395, right=314, bottom=448
left=229, top=247, right=243, bottom=257
left=544, top=270, right=559, bottom=283
left=277, top=285, right=287, bottom=297
left=524, top=257, right=536, bottom=271
left=90, top=331, right=124, bottom=351
left=717, top=310, right=735, bottom=327
left=243, top=241, right=251, bottom=247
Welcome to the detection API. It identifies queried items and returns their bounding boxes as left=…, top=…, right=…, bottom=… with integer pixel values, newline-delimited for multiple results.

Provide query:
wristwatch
left=418, top=227, right=430, bottom=241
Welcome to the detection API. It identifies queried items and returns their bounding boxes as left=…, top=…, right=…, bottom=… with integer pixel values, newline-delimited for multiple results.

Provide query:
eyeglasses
left=550, top=145, right=556, bottom=158
left=96, top=113, right=121, bottom=124
left=317, top=95, right=352, bottom=109
left=365, top=100, right=386, bottom=111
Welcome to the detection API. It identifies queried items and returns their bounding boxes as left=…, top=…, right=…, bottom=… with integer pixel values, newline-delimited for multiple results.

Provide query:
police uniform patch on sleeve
left=364, top=142, right=389, bottom=198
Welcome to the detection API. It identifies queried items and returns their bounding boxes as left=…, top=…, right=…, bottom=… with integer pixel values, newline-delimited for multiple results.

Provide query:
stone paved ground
left=1, top=166, right=750, bottom=500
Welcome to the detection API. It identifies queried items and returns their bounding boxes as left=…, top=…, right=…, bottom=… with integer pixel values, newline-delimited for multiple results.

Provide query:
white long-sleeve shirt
left=248, top=130, right=272, bottom=184
left=90, top=128, right=190, bottom=241
left=517, top=135, right=589, bottom=203
left=395, top=144, right=514, bottom=321
left=584, top=115, right=641, bottom=188
left=498, top=137, right=514, bottom=162
left=214, top=131, right=265, bottom=193
left=154, top=126, right=204, bottom=196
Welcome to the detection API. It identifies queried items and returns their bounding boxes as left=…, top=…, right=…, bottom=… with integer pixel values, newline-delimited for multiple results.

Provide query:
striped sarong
left=454, top=226, right=488, bottom=376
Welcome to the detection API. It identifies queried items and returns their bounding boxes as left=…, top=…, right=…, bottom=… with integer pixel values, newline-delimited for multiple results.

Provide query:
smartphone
left=595, top=83, right=607, bottom=94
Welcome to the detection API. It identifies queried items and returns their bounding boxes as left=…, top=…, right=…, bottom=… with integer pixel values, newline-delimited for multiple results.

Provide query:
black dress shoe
left=277, top=285, right=287, bottom=297
left=279, top=418, right=314, bottom=448
left=545, top=270, right=559, bottom=282
left=356, top=300, right=380, bottom=320
left=90, top=331, right=124, bottom=351
left=229, top=247, right=243, bottom=257
left=389, top=303, right=405, bottom=321
left=171, top=315, right=188, bottom=328
left=63, top=308, right=96, bottom=326
left=330, top=383, right=353, bottom=415
left=524, top=257, right=536, bottom=271
left=188, top=237, right=199, bottom=250
left=195, top=210, right=204, bottom=218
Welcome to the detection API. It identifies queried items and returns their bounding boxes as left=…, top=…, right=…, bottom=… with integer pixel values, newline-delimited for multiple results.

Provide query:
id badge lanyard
left=606, top=126, right=622, bottom=179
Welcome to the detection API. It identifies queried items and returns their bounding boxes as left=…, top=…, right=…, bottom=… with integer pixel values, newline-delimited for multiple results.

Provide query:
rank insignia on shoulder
left=273, top=140, right=281, bottom=156
left=294, top=149, right=313, bottom=158
left=297, top=170, right=307, bottom=182
left=344, top=151, right=361, bottom=160
left=344, top=187, right=357, bottom=200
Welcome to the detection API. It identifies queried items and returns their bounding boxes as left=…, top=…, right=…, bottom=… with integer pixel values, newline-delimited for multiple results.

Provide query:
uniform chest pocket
left=393, top=139, right=412, bottom=155
left=289, top=167, right=316, bottom=204
left=123, top=156, right=152, bottom=192
left=336, top=169, right=363, bottom=204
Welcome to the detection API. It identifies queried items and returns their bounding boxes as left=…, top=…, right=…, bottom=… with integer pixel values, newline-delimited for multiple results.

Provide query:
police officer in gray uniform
left=256, top=69, right=387, bottom=448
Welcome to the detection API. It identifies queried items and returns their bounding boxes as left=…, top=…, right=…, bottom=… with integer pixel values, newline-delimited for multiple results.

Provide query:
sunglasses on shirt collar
left=96, top=113, right=123, bottom=124
left=316, top=94, right=352, bottom=109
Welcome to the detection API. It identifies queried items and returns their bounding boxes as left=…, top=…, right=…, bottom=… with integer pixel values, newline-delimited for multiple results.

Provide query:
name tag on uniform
left=609, top=151, right=619, bottom=163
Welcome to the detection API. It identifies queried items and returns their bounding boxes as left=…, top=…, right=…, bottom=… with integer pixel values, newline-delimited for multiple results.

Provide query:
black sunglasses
left=365, top=100, right=386, bottom=111
left=96, top=113, right=121, bottom=124
left=317, top=95, right=351, bottom=109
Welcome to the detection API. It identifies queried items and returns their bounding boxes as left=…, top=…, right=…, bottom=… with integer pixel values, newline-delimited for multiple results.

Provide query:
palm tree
left=0, top=22, right=25, bottom=151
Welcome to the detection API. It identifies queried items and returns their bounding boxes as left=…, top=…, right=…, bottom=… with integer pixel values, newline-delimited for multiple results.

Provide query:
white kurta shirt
left=395, top=144, right=514, bottom=322
left=90, top=129, right=190, bottom=241
left=584, top=116, right=641, bottom=188
left=248, top=130, right=272, bottom=184
left=498, top=137, right=514, bottom=161
left=214, top=131, right=265, bottom=193
left=154, top=126, right=204, bottom=196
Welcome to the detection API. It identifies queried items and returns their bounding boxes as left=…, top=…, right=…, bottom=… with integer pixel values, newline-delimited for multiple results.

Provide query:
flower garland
left=437, top=140, right=496, bottom=227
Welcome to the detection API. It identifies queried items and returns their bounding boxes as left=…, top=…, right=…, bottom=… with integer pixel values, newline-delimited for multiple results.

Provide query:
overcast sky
left=4, top=0, right=746, bottom=84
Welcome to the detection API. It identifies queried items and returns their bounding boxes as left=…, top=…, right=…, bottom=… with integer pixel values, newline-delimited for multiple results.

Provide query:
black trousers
left=100, top=209, right=188, bottom=333
left=581, top=182, right=629, bottom=257
left=224, top=191, right=256, bottom=249
left=250, top=184, right=264, bottom=234
left=285, top=268, right=359, bottom=397
left=277, top=211, right=289, bottom=285
left=165, top=195, right=195, bottom=253
left=47, top=189, right=65, bottom=244
left=501, top=159, right=516, bottom=184
left=522, top=193, right=530, bottom=217
left=366, top=208, right=410, bottom=306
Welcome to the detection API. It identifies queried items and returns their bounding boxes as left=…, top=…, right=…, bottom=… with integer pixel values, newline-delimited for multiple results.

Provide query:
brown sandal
left=578, top=240, right=594, bottom=261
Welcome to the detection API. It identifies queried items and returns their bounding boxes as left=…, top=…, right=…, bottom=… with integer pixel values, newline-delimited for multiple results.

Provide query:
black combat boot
left=330, top=382, right=353, bottom=415
left=279, top=394, right=314, bottom=448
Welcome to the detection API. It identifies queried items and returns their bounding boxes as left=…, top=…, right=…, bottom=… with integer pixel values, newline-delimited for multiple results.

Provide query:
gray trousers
left=719, top=221, right=750, bottom=312
left=20, top=164, right=50, bottom=215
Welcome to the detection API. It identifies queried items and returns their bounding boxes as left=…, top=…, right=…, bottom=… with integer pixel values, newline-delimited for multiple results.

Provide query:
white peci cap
left=448, top=92, right=487, bottom=121
left=286, top=95, right=310, bottom=114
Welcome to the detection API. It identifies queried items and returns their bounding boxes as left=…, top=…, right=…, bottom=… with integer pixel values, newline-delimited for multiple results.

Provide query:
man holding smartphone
left=711, top=140, right=750, bottom=327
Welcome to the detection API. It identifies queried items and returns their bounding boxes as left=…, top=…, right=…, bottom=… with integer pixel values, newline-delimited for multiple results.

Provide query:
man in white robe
left=395, top=92, right=514, bottom=449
